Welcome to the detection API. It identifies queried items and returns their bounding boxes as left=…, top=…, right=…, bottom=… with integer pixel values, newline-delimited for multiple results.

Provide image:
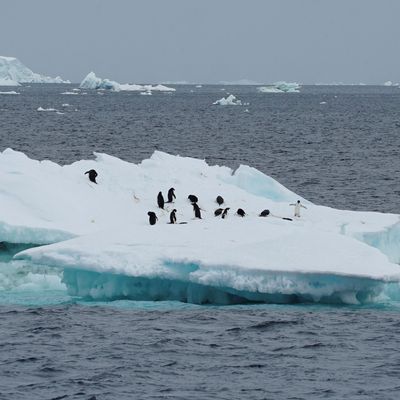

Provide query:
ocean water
left=0, top=84, right=400, bottom=399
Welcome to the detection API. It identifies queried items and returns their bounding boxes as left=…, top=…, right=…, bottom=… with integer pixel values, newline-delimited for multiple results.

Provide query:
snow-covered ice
left=0, top=77, right=20, bottom=86
left=213, top=94, right=243, bottom=106
left=0, top=149, right=399, bottom=305
left=80, top=72, right=175, bottom=92
left=258, top=81, right=301, bottom=93
left=0, top=56, right=69, bottom=84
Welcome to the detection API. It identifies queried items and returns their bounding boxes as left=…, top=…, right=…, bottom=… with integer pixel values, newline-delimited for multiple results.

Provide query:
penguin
left=214, top=208, right=224, bottom=217
left=221, top=208, right=230, bottom=219
left=259, top=209, right=270, bottom=217
left=237, top=208, right=246, bottom=217
left=157, top=192, right=165, bottom=209
left=188, top=194, right=198, bottom=203
left=85, top=169, right=98, bottom=184
left=169, top=209, right=177, bottom=224
left=147, top=211, right=158, bottom=225
left=216, top=196, right=224, bottom=206
left=192, top=203, right=202, bottom=219
left=166, top=188, right=176, bottom=203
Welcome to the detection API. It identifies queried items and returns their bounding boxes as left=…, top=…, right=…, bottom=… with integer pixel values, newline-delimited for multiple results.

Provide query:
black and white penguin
left=221, top=208, right=230, bottom=219
left=85, top=169, right=98, bottom=184
left=147, top=211, right=158, bottom=225
left=166, top=188, right=176, bottom=203
left=216, top=196, right=224, bottom=206
left=237, top=208, right=246, bottom=217
left=170, top=209, right=177, bottom=224
left=214, top=208, right=224, bottom=217
left=259, top=209, right=270, bottom=217
left=188, top=194, right=198, bottom=203
left=157, top=192, right=165, bottom=209
left=192, top=203, right=202, bottom=219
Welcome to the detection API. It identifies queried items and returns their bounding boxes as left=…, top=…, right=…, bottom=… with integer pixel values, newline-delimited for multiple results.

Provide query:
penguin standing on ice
left=290, top=200, right=307, bottom=217
left=85, top=169, right=98, bottom=184
left=259, top=209, right=270, bottom=217
left=157, top=192, right=165, bottom=209
left=148, top=212, right=158, bottom=225
left=216, top=196, right=224, bottom=206
left=221, top=208, right=230, bottom=219
left=166, top=188, right=176, bottom=203
left=236, top=208, right=246, bottom=217
left=214, top=208, right=224, bottom=217
left=192, top=203, right=202, bottom=219
left=169, top=209, right=177, bottom=224
left=188, top=194, right=198, bottom=203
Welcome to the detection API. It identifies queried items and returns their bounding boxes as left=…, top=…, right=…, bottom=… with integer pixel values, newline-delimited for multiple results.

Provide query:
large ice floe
left=80, top=72, right=175, bottom=92
left=0, top=56, right=69, bottom=84
left=258, top=81, right=301, bottom=93
left=0, top=149, right=399, bottom=305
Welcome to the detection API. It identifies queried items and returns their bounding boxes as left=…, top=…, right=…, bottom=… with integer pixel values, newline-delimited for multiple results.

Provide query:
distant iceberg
left=1, top=149, right=399, bottom=305
left=258, top=81, right=301, bottom=93
left=213, top=94, right=242, bottom=105
left=383, top=81, right=399, bottom=87
left=0, top=56, right=70, bottom=84
left=80, top=72, right=175, bottom=92
left=0, top=77, right=20, bottom=86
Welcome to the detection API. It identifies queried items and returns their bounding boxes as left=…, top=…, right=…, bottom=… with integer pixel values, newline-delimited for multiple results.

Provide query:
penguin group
left=147, top=189, right=296, bottom=226
left=82, top=170, right=303, bottom=226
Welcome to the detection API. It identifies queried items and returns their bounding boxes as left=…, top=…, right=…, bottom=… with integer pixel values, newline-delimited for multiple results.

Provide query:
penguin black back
left=157, top=192, right=165, bottom=209
left=147, top=211, right=157, bottom=225
left=188, top=194, right=198, bottom=203
left=216, top=196, right=224, bottom=206
left=85, top=169, right=98, bottom=184
left=192, top=203, right=202, bottom=219
left=237, top=208, right=246, bottom=217
left=259, top=209, right=270, bottom=217
left=214, top=208, right=223, bottom=217
left=221, top=207, right=230, bottom=219
left=167, top=188, right=176, bottom=203
left=170, top=209, right=177, bottom=224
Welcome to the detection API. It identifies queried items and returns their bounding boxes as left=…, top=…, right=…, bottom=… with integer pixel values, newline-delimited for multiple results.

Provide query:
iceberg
left=213, top=94, right=242, bottom=106
left=80, top=72, right=175, bottom=92
left=0, top=56, right=69, bottom=84
left=0, top=77, right=20, bottom=86
left=0, top=149, right=399, bottom=305
left=258, top=81, right=301, bottom=93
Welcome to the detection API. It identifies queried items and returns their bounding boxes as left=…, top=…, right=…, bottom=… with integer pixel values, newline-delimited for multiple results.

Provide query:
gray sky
left=1, top=0, right=399, bottom=84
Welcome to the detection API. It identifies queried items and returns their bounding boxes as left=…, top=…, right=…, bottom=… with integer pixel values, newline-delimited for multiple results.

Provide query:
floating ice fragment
left=213, top=94, right=243, bottom=106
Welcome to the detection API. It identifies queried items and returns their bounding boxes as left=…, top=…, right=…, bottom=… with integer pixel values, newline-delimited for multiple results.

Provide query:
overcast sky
left=1, top=0, right=399, bottom=84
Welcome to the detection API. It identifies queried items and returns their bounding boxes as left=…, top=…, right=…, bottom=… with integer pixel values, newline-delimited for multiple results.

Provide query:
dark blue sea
left=0, top=84, right=400, bottom=399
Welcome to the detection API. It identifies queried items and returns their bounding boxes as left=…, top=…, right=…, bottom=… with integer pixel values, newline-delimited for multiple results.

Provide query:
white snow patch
left=0, top=91, right=19, bottom=95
